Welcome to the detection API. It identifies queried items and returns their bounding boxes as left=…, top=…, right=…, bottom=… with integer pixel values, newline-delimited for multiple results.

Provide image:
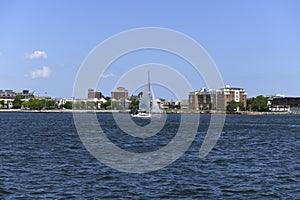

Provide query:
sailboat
left=131, top=71, right=161, bottom=118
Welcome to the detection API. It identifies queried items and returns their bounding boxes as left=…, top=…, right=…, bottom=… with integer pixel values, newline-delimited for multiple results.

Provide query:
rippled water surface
left=1, top=113, right=299, bottom=199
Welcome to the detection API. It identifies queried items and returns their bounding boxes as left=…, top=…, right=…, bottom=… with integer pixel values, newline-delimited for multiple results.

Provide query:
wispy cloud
left=31, top=66, right=51, bottom=78
left=101, top=72, right=114, bottom=78
left=26, top=50, right=48, bottom=59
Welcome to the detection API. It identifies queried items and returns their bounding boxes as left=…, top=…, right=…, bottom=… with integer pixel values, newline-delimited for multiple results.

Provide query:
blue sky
left=0, top=0, right=299, bottom=99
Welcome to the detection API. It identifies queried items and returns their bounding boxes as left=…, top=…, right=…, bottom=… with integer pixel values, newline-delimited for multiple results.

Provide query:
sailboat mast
left=148, top=71, right=151, bottom=113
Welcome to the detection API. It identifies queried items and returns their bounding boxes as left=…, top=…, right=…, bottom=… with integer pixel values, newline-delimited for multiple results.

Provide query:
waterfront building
left=0, top=90, right=15, bottom=109
left=110, top=87, right=128, bottom=110
left=88, top=89, right=102, bottom=99
left=179, top=100, right=189, bottom=110
left=111, top=87, right=128, bottom=100
left=0, top=90, right=16, bottom=99
left=267, top=95, right=300, bottom=112
left=189, top=88, right=225, bottom=110
left=55, top=98, right=68, bottom=107
left=16, top=90, right=35, bottom=101
left=86, top=89, right=106, bottom=109
left=270, top=97, right=300, bottom=107
left=189, top=85, right=247, bottom=110
left=220, top=85, right=247, bottom=109
left=0, top=89, right=35, bottom=109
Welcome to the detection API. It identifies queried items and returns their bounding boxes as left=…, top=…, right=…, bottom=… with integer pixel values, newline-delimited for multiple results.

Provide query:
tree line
left=10, top=97, right=112, bottom=110
left=11, top=97, right=58, bottom=110
left=226, top=95, right=268, bottom=113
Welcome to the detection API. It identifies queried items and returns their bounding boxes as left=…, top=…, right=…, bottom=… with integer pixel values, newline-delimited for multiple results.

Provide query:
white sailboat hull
left=131, top=112, right=151, bottom=118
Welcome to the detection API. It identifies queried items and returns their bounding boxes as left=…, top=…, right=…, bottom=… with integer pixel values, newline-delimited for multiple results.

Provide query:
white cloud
left=101, top=72, right=114, bottom=78
left=26, top=50, right=48, bottom=59
left=31, top=66, right=51, bottom=78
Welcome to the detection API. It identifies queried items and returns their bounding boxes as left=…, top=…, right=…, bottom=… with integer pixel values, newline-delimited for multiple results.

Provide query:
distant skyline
left=1, top=1, right=300, bottom=99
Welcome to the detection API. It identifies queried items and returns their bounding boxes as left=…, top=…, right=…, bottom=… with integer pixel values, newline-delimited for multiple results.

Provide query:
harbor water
left=1, top=113, right=299, bottom=199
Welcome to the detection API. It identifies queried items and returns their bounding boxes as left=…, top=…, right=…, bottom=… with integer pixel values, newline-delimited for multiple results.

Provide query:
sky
left=0, top=0, right=300, bottom=99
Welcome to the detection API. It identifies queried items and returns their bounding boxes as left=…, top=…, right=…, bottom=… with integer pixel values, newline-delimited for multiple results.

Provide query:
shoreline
left=0, top=109, right=298, bottom=115
left=0, top=109, right=119, bottom=113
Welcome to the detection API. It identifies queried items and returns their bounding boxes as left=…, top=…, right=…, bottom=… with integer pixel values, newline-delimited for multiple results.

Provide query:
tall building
left=111, top=87, right=128, bottom=100
left=189, top=88, right=225, bottom=110
left=189, top=85, right=247, bottom=110
left=220, top=85, right=247, bottom=108
left=88, top=89, right=102, bottom=99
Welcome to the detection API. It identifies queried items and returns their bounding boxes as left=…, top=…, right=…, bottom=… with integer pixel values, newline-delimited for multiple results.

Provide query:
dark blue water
left=1, top=113, right=299, bottom=199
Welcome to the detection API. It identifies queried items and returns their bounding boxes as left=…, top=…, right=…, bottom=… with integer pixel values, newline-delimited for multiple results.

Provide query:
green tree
left=61, top=102, right=72, bottom=109
left=73, top=101, right=86, bottom=109
left=227, top=100, right=245, bottom=113
left=29, top=99, right=44, bottom=110
left=86, top=101, right=96, bottom=109
left=45, top=99, right=56, bottom=109
left=13, top=96, right=22, bottom=109
left=111, top=100, right=124, bottom=110
left=208, top=102, right=213, bottom=110
left=22, top=101, right=30, bottom=109
left=100, top=99, right=111, bottom=110
left=246, top=98, right=254, bottom=111
left=128, top=99, right=139, bottom=109
left=0, top=100, right=4, bottom=108
left=247, top=95, right=268, bottom=112
left=23, top=99, right=55, bottom=110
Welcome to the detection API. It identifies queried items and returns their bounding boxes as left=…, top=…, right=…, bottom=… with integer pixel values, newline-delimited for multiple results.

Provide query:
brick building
left=111, top=87, right=128, bottom=100
left=189, top=85, right=247, bottom=110
left=220, top=85, right=247, bottom=108
left=88, top=89, right=102, bottom=99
